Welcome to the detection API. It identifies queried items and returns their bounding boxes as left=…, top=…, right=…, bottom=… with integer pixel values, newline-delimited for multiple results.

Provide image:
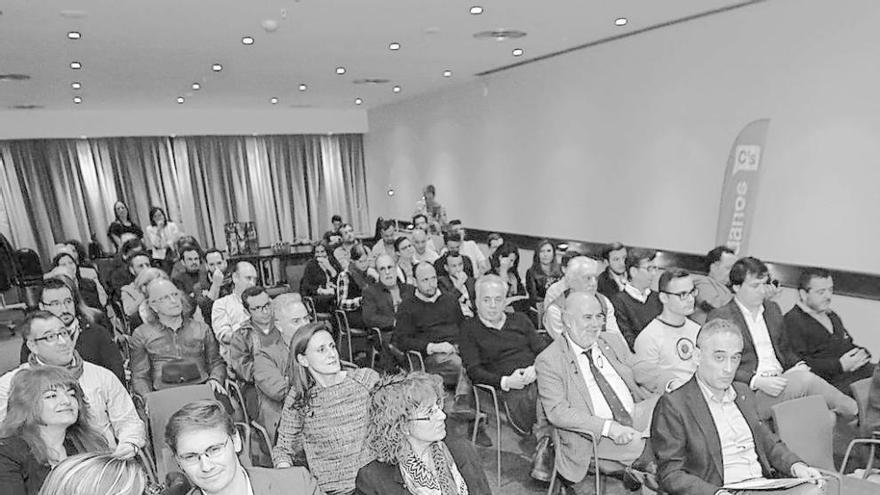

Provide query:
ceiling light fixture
left=212, top=63, right=223, bottom=72
left=191, top=82, right=201, bottom=90
left=298, top=83, right=307, bottom=91
left=442, top=70, right=453, bottom=77
left=512, top=48, right=524, bottom=56
left=388, top=42, right=400, bottom=51
left=392, top=85, right=401, bottom=93
left=176, top=96, right=185, bottom=104
left=615, top=17, right=628, bottom=26
left=71, top=82, right=81, bottom=90
left=70, top=61, right=82, bottom=69
left=270, top=97, right=279, bottom=104
left=242, top=36, right=255, bottom=45
left=336, top=66, right=346, bottom=75
left=67, top=31, right=81, bottom=40
left=469, top=6, right=484, bottom=15
left=354, top=97, right=363, bottom=105
left=73, top=96, right=82, bottom=104
left=474, top=29, right=527, bottom=41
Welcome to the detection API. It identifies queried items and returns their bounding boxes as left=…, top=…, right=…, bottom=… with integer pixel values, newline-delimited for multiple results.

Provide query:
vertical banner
left=714, top=119, right=770, bottom=256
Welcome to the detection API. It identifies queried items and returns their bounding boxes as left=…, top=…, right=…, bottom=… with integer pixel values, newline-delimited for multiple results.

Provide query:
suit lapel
left=598, top=335, right=637, bottom=392
left=727, top=302, right=756, bottom=355
left=559, top=340, right=596, bottom=413
left=682, top=379, right=725, bottom=480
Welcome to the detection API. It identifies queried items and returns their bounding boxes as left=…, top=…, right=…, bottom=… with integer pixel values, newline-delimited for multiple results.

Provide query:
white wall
left=365, top=0, right=880, bottom=353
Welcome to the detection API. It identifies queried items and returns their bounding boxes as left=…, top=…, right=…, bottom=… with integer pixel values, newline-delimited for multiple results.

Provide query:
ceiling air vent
left=473, top=29, right=527, bottom=41
left=9, top=104, right=43, bottom=110
left=352, top=78, right=390, bottom=85
left=0, top=74, right=31, bottom=81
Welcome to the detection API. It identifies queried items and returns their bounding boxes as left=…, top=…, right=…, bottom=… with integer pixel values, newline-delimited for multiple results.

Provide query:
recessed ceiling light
left=191, top=82, right=201, bottom=90
left=336, top=66, right=346, bottom=75
left=67, top=31, right=81, bottom=40
left=176, top=96, right=185, bottom=104
left=70, top=61, right=82, bottom=70
left=72, top=96, right=82, bottom=104
left=242, top=36, right=255, bottom=45
left=512, top=48, right=524, bottom=57
left=354, top=97, right=363, bottom=105
left=615, top=17, right=628, bottom=26
left=469, top=6, right=484, bottom=15
left=392, top=85, right=401, bottom=93
left=442, top=70, right=453, bottom=77
left=212, top=63, right=223, bottom=72
left=298, top=83, right=307, bottom=91
left=388, top=42, right=400, bottom=51
left=71, top=82, right=81, bottom=90
left=270, top=97, right=279, bottom=104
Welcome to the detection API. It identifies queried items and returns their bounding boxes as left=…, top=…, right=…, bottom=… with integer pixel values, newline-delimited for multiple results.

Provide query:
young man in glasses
left=166, top=399, right=321, bottom=495
left=0, top=310, right=145, bottom=457
left=633, top=269, right=702, bottom=393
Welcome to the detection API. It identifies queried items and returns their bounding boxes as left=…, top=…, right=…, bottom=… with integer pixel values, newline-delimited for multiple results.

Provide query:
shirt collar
left=415, top=289, right=442, bottom=303
left=696, top=375, right=736, bottom=404
left=734, top=297, right=764, bottom=320
left=796, top=301, right=827, bottom=317
left=479, top=313, right=507, bottom=331
left=624, top=283, right=651, bottom=302
left=564, top=334, right=598, bottom=357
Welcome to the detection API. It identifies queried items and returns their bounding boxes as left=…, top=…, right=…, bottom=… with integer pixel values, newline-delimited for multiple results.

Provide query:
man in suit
left=783, top=267, right=873, bottom=392
left=536, top=291, right=658, bottom=490
left=652, top=318, right=826, bottom=495
left=166, top=399, right=322, bottom=495
left=706, top=256, right=857, bottom=420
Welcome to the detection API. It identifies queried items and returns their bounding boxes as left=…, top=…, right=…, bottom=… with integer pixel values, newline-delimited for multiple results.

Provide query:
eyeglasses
left=31, top=329, right=73, bottom=345
left=41, top=298, right=74, bottom=309
left=176, top=437, right=231, bottom=466
left=411, top=401, right=445, bottom=421
left=249, top=302, right=272, bottom=313
left=662, top=288, right=699, bottom=300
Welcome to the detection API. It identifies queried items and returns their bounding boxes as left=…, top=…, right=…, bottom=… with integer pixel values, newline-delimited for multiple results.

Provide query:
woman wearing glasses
left=0, top=366, right=108, bottom=495
left=272, top=323, right=379, bottom=494
left=356, top=371, right=490, bottom=495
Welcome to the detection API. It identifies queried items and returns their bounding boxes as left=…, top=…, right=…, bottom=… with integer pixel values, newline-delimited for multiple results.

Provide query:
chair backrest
left=285, top=264, right=307, bottom=292
left=850, top=377, right=873, bottom=437
left=143, top=384, right=215, bottom=479
left=14, top=248, right=42, bottom=280
left=771, top=395, right=835, bottom=471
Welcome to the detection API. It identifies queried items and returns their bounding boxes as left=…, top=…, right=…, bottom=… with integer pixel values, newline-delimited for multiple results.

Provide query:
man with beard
left=597, top=242, right=628, bottom=298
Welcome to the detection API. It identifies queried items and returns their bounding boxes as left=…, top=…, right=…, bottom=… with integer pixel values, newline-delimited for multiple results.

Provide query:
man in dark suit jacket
left=652, top=318, right=825, bottom=495
left=706, top=257, right=856, bottom=420
left=597, top=242, right=627, bottom=298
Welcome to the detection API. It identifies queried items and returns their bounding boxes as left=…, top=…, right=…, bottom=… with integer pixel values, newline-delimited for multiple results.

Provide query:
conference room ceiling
left=1, top=0, right=758, bottom=111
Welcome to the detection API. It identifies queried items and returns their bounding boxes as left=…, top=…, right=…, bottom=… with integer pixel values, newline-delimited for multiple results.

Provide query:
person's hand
left=427, top=342, right=456, bottom=355
left=521, top=366, right=537, bottom=384
left=208, top=379, right=227, bottom=396
left=788, top=361, right=811, bottom=373
left=839, top=348, right=871, bottom=372
left=753, top=375, right=787, bottom=397
left=607, top=422, right=639, bottom=445
left=790, top=462, right=823, bottom=481
left=211, top=268, right=224, bottom=286
left=503, top=371, right=528, bottom=390
left=276, top=462, right=292, bottom=469
left=112, top=441, right=138, bottom=459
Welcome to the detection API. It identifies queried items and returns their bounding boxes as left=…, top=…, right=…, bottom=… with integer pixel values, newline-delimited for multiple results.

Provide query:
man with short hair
left=536, top=292, right=657, bottom=490
left=363, top=254, right=415, bottom=370
left=633, top=269, right=702, bottom=393
left=651, top=319, right=826, bottom=495
left=369, top=219, right=399, bottom=262
left=211, top=261, right=258, bottom=362
left=120, top=251, right=153, bottom=318
left=108, top=238, right=148, bottom=297
left=173, top=244, right=204, bottom=297
left=434, top=231, right=475, bottom=278
left=542, top=256, right=623, bottom=339
left=411, top=228, right=439, bottom=264
left=783, top=268, right=873, bottom=392
left=339, top=223, right=359, bottom=250
left=412, top=213, right=439, bottom=252
left=438, top=252, right=476, bottom=317
left=597, top=242, right=628, bottom=298
left=165, top=399, right=321, bottom=495
left=611, top=249, right=663, bottom=351
left=693, top=245, right=737, bottom=323
left=707, top=257, right=857, bottom=420
left=448, top=220, right=488, bottom=275
left=0, top=311, right=146, bottom=457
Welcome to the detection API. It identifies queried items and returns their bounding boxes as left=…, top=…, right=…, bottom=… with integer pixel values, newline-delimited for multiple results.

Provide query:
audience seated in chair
left=48, top=251, right=103, bottom=310
left=706, top=256, right=857, bottom=421
left=167, top=399, right=321, bottom=495
left=783, top=267, right=874, bottom=393
left=0, top=367, right=110, bottom=495
left=107, top=200, right=144, bottom=253
left=597, top=242, right=628, bottom=299
left=300, top=241, right=339, bottom=315
left=192, top=248, right=231, bottom=322
left=58, top=239, right=109, bottom=308
left=610, top=248, right=663, bottom=351
left=0, top=312, right=145, bottom=455
left=172, top=243, right=205, bottom=299
left=543, top=255, right=624, bottom=340
left=487, top=241, right=530, bottom=314
left=369, top=219, right=399, bottom=264
left=362, top=254, right=415, bottom=333
left=633, top=269, right=701, bottom=393
left=692, top=245, right=737, bottom=324
left=437, top=252, right=476, bottom=318
left=272, top=323, right=379, bottom=495
left=433, top=231, right=475, bottom=279
left=123, top=267, right=172, bottom=330
left=211, top=261, right=258, bottom=363
left=651, top=318, right=827, bottom=495
left=524, top=238, right=563, bottom=317
left=535, top=292, right=658, bottom=490
left=356, top=371, right=491, bottom=495
left=144, top=206, right=182, bottom=274
left=107, top=238, right=148, bottom=299
left=411, top=228, right=439, bottom=265
left=447, top=220, right=488, bottom=276
left=335, top=244, right=370, bottom=329
left=120, top=251, right=153, bottom=320
left=412, top=213, right=442, bottom=253
left=338, top=222, right=359, bottom=252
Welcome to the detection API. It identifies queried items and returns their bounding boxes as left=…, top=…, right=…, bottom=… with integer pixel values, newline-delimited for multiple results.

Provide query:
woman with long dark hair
left=488, top=241, right=531, bottom=313
left=334, top=244, right=371, bottom=330
left=525, top=239, right=563, bottom=313
left=144, top=206, right=182, bottom=274
left=107, top=201, right=143, bottom=252
left=300, top=241, right=339, bottom=314
left=271, top=322, right=378, bottom=495
left=0, top=367, right=108, bottom=495
left=49, top=252, right=102, bottom=311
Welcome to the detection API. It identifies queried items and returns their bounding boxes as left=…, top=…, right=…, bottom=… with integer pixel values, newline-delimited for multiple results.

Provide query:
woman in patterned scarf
left=356, top=372, right=491, bottom=495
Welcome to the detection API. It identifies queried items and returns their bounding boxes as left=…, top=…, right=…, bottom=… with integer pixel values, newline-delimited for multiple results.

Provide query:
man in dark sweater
left=597, top=242, right=628, bottom=299
left=783, top=268, right=873, bottom=392
left=611, top=248, right=663, bottom=351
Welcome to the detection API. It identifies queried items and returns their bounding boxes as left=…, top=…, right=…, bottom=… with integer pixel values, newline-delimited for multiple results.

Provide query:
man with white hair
left=211, top=261, right=258, bottom=363
left=543, top=256, right=623, bottom=340
left=411, top=228, right=439, bottom=264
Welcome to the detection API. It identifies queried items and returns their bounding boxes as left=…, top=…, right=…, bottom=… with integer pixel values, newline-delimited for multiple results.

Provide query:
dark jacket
left=355, top=436, right=491, bottom=495
left=185, top=466, right=322, bottom=495
left=596, top=268, right=624, bottom=299
left=362, top=282, right=415, bottom=330
left=393, top=292, right=463, bottom=354
left=783, top=304, right=867, bottom=381
left=433, top=253, right=474, bottom=278
left=20, top=317, right=125, bottom=383
left=0, top=436, right=74, bottom=495
left=651, top=377, right=801, bottom=495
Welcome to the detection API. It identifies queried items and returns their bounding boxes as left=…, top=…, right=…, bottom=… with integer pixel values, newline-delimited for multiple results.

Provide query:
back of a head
left=38, top=452, right=146, bottom=495
left=705, top=245, right=735, bottom=271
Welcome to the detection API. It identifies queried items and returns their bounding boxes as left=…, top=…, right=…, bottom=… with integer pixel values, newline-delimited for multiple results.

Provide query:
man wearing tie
left=535, top=291, right=658, bottom=492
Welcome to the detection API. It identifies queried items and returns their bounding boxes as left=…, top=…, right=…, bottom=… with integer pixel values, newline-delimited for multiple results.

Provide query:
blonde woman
left=38, top=452, right=149, bottom=495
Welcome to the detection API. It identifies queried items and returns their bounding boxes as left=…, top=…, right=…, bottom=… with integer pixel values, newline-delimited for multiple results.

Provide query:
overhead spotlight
left=354, top=97, right=363, bottom=105
left=388, top=42, right=400, bottom=51
left=512, top=48, right=524, bottom=57
left=72, top=96, right=82, bottom=104
left=392, top=85, right=401, bottom=93
left=70, top=61, right=82, bottom=69
left=298, top=83, right=307, bottom=91
left=242, top=36, right=255, bottom=45
left=469, top=6, right=484, bottom=15
left=442, top=69, right=453, bottom=77
left=336, top=66, right=346, bottom=75
left=71, top=82, right=81, bottom=90
left=67, top=31, right=81, bottom=40
left=270, top=97, right=279, bottom=104
left=191, top=82, right=201, bottom=90
left=176, top=96, right=185, bottom=104
left=387, top=188, right=395, bottom=196
left=212, top=63, right=223, bottom=72
left=615, top=17, right=628, bottom=26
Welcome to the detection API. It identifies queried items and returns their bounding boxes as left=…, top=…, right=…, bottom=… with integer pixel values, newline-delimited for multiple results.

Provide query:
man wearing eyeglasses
left=0, top=311, right=145, bottom=458
left=211, top=261, right=258, bottom=364
left=633, top=269, right=702, bottom=393
left=165, top=399, right=322, bottom=495
left=542, top=255, right=624, bottom=341
left=610, top=249, right=663, bottom=352
left=707, top=257, right=857, bottom=421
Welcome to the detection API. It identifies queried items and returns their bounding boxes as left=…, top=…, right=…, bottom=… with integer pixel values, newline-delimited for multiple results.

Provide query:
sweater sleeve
left=254, top=349, right=290, bottom=402
left=129, top=329, right=153, bottom=397
left=459, top=324, right=503, bottom=388
left=362, top=288, right=394, bottom=329
left=392, top=300, right=428, bottom=354
left=271, top=392, right=305, bottom=467
left=0, top=441, right=27, bottom=495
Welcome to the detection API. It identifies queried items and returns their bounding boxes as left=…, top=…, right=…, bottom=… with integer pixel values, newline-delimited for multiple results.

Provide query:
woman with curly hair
left=272, top=322, right=379, bottom=495
left=356, top=371, right=490, bottom=495
left=0, top=367, right=108, bottom=495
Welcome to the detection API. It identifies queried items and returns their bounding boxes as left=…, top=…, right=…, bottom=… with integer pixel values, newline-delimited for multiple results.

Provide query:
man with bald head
left=536, top=291, right=657, bottom=491
left=543, top=255, right=623, bottom=339
left=411, top=228, right=439, bottom=264
left=212, top=261, right=258, bottom=364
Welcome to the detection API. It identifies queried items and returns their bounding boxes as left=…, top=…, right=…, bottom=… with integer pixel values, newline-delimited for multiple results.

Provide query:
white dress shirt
left=696, top=378, right=763, bottom=484
left=565, top=335, right=634, bottom=437
left=734, top=299, right=783, bottom=379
